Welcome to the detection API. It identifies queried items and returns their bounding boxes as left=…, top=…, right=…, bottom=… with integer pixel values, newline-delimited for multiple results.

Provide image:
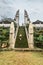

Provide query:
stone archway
left=9, top=10, right=34, bottom=49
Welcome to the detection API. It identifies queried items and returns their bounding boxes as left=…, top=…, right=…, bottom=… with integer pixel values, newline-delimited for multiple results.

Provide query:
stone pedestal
left=9, top=22, right=15, bottom=49
left=28, top=22, right=34, bottom=49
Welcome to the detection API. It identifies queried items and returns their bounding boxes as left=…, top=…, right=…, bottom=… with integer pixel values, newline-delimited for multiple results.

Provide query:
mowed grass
left=0, top=51, right=43, bottom=65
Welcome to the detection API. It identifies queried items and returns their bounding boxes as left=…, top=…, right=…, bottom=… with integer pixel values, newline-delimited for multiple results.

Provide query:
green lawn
left=0, top=51, right=43, bottom=65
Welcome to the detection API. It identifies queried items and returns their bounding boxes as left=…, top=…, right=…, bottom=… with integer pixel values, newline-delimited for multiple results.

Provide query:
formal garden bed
left=0, top=27, right=9, bottom=48
left=34, top=27, right=43, bottom=49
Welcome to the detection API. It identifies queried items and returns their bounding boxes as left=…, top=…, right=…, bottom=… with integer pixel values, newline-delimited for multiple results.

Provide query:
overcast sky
left=0, top=0, right=43, bottom=25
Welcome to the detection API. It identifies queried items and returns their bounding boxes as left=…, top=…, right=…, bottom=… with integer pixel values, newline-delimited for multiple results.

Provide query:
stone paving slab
left=0, top=48, right=43, bottom=52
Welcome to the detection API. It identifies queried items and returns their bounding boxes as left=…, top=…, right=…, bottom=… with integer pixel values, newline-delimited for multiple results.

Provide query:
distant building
left=32, top=20, right=43, bottom=29
left=0, top=18, right=14, bottom=27
left=33, top=20, right=43, bottom=24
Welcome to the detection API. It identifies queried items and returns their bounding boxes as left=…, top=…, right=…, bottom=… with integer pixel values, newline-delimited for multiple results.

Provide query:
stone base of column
left=9, top=39, right=16, bottom=49
left=29, top=43, right=34, bottom=49
left=9, top=44, right=14, bottom=49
